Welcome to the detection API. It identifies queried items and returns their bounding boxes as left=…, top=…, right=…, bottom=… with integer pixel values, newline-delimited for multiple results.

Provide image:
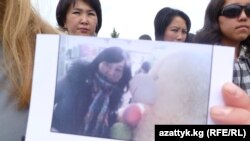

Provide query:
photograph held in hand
left=25, top=35, right=234, bottom=141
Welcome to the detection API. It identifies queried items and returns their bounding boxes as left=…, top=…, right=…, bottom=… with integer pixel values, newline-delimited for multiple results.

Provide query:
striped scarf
left=83, top=73, right=114, bottom=137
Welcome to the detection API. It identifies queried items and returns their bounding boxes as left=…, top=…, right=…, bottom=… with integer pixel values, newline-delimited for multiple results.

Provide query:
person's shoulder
left=69, top=59, right=89, bottom=68
left=66, top=59, right=91, bottom=82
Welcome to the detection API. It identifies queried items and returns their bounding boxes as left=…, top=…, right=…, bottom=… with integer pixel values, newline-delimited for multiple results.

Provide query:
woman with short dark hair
left=56, top=0, right=102, bottom=36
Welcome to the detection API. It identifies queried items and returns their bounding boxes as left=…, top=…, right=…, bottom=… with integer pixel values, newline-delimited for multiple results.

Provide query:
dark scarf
left=83, top=73, right=115, bottom=137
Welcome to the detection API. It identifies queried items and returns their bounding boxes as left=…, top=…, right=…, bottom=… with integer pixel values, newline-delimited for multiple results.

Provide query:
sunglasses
left=220, top=4, right=250, bottom=18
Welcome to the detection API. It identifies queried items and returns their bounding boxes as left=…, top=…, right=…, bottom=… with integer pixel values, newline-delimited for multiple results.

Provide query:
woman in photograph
left=52, top=47, right=132, bottom=137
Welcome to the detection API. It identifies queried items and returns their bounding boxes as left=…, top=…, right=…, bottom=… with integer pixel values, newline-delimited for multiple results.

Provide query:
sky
left=32, top=0, right=210, bottom=40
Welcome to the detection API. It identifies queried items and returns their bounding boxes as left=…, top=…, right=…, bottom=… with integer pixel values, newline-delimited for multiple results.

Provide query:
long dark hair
left=56, top=0, right=102, bottom=34
left=89, top=47, right=132, bottom=110
left=193, top=0, right=224, bottom=44
left=154, top=7, right=191, bottom=41
left=194, top=0, right=250, bottom=55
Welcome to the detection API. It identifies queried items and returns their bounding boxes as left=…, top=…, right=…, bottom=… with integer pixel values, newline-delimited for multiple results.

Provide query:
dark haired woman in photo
left=52, top=47, right=132, bottom=138
left=154, top=7, right=191, bottom=42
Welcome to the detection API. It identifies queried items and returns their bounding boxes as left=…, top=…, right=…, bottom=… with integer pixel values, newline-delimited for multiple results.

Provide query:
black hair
left=140, top=61, right=151, bottom=73
left=186, top=33, right=195, bottom=43
left=154, top=7, right=191, bottom=41
left=139, top=34, right=152, bottom=40
left=90, top=47, right=132, bottom=91
left=56, top=0, right=102, bottom=34
left=193, top=0, right=224, bottom=44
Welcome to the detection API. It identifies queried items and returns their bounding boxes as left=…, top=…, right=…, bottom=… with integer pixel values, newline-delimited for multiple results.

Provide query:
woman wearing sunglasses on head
left=194, top=0, right=250, bottom=124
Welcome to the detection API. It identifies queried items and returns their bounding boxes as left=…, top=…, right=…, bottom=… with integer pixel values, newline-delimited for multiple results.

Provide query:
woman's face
left=163, top=16, right=188, bottom=42
left=64, top=0, right=98, bottom=36
left=98, top=60, right=126, bottom=83
left=219, top=0, right=250, bottom=45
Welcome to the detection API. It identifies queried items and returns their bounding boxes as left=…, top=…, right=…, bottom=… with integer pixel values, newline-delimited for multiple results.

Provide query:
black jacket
left=51, top=60, right=121, bottom=137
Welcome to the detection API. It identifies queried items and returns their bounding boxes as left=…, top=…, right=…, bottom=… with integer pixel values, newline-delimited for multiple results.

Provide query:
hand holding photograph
left=25, top=34, right=234, bottom=141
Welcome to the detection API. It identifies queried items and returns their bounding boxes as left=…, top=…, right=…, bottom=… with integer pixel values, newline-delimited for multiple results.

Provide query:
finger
left=222, top=82, right=250, bottom=110
left=210, top=106, right=250, bottom=124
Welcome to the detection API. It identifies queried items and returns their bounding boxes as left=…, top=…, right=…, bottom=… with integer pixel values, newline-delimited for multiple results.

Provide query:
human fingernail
left=223, top=83, right=240, bottom=97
